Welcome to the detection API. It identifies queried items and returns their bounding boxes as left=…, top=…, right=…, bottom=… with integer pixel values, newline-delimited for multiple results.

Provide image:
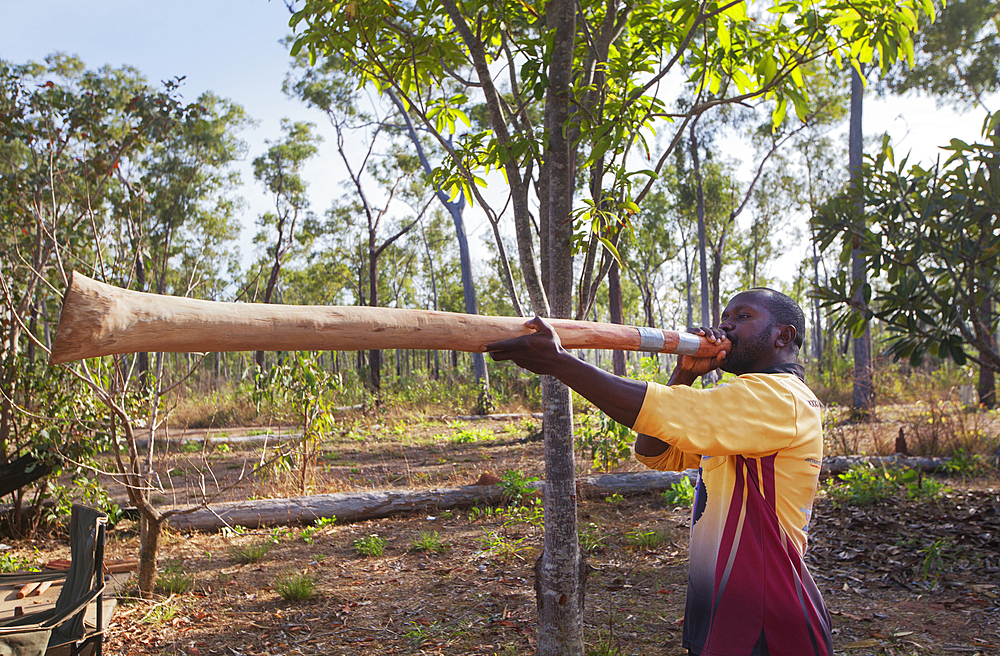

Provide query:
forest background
left=1, top=0, right=999, bottom=653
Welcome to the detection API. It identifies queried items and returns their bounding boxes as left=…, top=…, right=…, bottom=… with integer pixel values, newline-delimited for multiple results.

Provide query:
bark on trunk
left=849, top=67, right=874, bottom=416
left=137, top=513, right=162, bottom=597
left=537, top=0, right=585, bottom=651
left=690, top=124, right=710, bottom=330
left=609, top=262, right=626, bottom=377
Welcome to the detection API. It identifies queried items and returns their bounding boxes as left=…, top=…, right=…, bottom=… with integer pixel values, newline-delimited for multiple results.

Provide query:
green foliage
left=661, top=478, right=697, bottom=506
left=943, top=449, right=996, bottom=479
left=498, top=470, right=540, bottom=506
left=577, top=412, right=634, bottom=472
left=627, top=529, right=666, bottom=550
left=477, top=529, right=532, bottom=561
left=353, top=534, right=386, bottom=557
left=139, top=598, right=183, bottom=625
left=827, top=464, right=901, bottom=506
left=228, top=541, right=272, bottom=564
left=314, top=516, right=337, bottom=528
left=299, top=526, right=319, bottom=544
left=0, top=551, right=38, bottom=573
left=290, top=0, right=930, bottom=277
left=252, top=352, right=338, bottom=494
left=156, top=559, right=194, bottom=595
left=411, top=530, right=449, bottom=554
left=918, top=538, right=953, bottom=581
left=826, top=463, right=950, bottom=506
left=450, top=426, right=493, bottom=444
left=883, top=0, right=1000, bottom=107
left=274, top=572, right=317, bottom=601
left=812, top=113, right=1000, bottom=375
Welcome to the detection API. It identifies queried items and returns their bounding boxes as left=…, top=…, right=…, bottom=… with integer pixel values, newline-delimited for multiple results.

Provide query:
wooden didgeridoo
left=49, top=272, right=730, bottom=365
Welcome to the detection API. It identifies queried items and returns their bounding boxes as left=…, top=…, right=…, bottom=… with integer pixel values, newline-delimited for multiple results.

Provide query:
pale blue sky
left=2, top=2, right=994, bottom=287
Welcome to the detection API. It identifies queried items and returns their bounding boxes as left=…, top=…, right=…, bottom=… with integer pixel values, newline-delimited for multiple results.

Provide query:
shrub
left=411, top=530, right=448, bottom=554
left=826, top=464, right=898, bottom=506
left=661, top=477, right=696, bottom=506
left=274, top=572, right=316, bottom=601
left=499, top=469, right=540, bottom=506
left=228, top=540, right=272, bottom=564
left=353, top=534, right=386, bottom=557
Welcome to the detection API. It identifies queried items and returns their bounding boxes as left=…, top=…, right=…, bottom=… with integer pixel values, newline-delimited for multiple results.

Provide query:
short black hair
left=751, top=288, right=805, bottom=349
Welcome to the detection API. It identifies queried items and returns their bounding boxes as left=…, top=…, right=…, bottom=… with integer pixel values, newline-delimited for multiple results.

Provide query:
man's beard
left=721, top=323, right=773, bottom=374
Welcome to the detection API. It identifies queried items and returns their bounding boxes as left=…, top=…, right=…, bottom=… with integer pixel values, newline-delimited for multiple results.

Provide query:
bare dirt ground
left=7, top=411, right=1000, bottom=655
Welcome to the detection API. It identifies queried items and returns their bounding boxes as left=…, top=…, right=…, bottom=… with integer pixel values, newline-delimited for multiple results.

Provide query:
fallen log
left=158, top=453, right=982, bottom=533
left=165, top=469, right=699, bottom=532
left=821, top=454, right=955, bottom=476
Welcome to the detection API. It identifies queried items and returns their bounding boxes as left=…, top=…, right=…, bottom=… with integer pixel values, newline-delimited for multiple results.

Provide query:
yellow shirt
left=633, top=371, right=830, bottom=656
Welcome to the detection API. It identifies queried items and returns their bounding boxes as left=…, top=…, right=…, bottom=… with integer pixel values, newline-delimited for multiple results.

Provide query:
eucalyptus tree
left=0, top=54, right=257, bottom=594
left=882, top=0, right=1000, bottom=108
left=285, top=54, right=494, bottom=389
left=288, top=0, right=933, bottom=650
left=250, top=119, right=322, bottom=374
left=0, top=54, right=191, bottom=508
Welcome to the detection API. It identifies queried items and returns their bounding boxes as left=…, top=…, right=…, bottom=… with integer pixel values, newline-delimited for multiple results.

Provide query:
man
left=487, top=288, right=831, bottom=656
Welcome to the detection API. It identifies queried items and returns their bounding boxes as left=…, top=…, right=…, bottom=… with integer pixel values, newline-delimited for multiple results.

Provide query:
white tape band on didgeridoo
left=674, top=332, right=702, bottom=356
left=637, top=326, right=665, bottom=352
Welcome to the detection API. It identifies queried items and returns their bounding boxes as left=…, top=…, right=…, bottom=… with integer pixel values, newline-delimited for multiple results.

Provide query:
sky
left=2, top=1, right=996, bottom=290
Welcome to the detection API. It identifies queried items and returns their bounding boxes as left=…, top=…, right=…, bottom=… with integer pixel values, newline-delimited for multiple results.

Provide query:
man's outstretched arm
left=485, top=317, right=647, bottom=428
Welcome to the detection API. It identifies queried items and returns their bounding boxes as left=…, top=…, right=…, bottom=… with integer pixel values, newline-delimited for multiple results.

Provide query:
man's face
left=717, top=292, right=778, bottom=375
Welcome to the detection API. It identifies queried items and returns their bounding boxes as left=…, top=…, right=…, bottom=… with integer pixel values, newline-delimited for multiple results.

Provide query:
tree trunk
left=849, top=67, right=874, bottom=417
left=368, top=236, right=381, bottom=395
left=977, top=298, right=997, bottom=408
left=690, top=124, right=710, bottom=330
left=162, top=470, right=699, bottom=532
left=137, top=513, right=162, bottom=597
left=389, top=92, right=489, bottom=387
left=537, top=0, right=585, bottom=652
left=609, top=262, right=626, bottom=377
left=811, top=237, right=825, bottom=374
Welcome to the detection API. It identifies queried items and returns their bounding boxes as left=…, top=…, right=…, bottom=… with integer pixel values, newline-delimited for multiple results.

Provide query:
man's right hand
left=669, top=326, right=728, bottom=385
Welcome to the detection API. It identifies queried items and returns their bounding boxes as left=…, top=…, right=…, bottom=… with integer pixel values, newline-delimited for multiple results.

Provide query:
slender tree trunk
left=849, top=67, right=874, bottom=416
left=368, top=235, right=381, bottom=395
left=537, top=0, right=585, bottom=652
left=136, top=255, right=151, bottom=388
left=690, top=124, right=710, bottom=330
left=609, top=262, right=626, bottom=377
left=137, top=514, right=163, bottom=596
left=389, top=93, right=489, bottom=386
left=978, top=298, right=997, bottom=408
left=681, top=234, right=694, bottom=330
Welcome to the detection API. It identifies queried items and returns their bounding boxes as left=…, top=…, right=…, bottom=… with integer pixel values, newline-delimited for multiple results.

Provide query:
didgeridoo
left=49, top=272, right=730, bottom=364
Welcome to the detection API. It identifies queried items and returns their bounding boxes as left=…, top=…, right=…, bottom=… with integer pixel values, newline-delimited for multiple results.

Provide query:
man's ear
left=775, top=325, right=796, bottom=349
